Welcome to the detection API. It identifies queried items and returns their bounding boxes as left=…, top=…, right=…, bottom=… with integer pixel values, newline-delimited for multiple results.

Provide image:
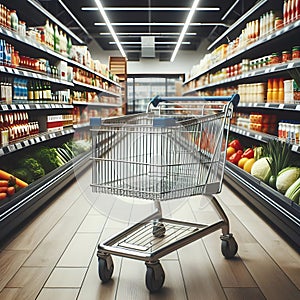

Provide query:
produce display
left=226, top=138, right=300, bottom=205
left=0, top=139, right=91, bottom=202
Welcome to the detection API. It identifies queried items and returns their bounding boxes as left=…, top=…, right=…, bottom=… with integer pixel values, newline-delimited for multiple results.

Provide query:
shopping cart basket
left=90, top=94, right=240, bottom=292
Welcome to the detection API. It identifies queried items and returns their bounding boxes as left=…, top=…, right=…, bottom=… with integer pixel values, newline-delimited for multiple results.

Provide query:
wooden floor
left=0, top=168, right=299, bottom=300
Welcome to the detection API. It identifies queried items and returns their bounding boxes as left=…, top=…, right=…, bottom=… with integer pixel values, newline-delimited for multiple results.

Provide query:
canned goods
left=292, top=46, right=300, bottom=60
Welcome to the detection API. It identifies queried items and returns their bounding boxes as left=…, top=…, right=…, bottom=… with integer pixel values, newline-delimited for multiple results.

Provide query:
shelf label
left=288, top=62, right=294, bottom=69
left=23, top=140, right=29, bottom=147
left=40, top=135, right=46, bottom=141
left=15, top=143, right=22, bottom=150
left=34, top=137, right=40, bottom=143
left=24, top=104, right=30, bottom=110
left=8, top=145, right=16, bottom=152
left=1, top=105, right=8, bottom=111
left=0, top=66, right=5, bottom=72
left=0, top=149, right=4, bottom=156
left=35, top=104, right=41, bottom=109
left=10, top=104, right=17, bottom=110
left=18, top=104, right=24, bottom=110
left=30, top=138, right=35, bottom=144
left=6, top=67, right=13, bottom=74
left=296, top=105, right=300, bottom=111
left=45, top=104, right=50, bottom=109
left=279, top=104, right=284, bottom=109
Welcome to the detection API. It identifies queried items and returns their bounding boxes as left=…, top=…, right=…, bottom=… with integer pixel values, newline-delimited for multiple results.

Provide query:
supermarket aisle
left=0, top=168, right=299, bottom=300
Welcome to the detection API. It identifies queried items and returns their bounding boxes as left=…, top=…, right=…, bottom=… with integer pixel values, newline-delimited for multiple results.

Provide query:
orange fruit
left=243, top=158, right=256, bottom=173
left=238, top=157, right=248, bottom=168
left=226, top=146, right=236, bottom=159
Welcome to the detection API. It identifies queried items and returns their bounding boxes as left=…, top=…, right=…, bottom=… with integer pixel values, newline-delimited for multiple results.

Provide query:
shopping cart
left=90, top=94, right=240, bottom=292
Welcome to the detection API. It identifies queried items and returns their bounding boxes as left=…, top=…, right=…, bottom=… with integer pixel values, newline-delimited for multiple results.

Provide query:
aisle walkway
left=0, top=168, right=299, bottom=300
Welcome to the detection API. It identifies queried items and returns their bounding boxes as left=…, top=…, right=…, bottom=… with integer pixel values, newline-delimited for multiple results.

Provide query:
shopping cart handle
left=150, top=94, right=240, bottom=108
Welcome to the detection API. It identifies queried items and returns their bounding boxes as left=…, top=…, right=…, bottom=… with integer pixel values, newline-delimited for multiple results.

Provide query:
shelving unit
left=182, top=3, right=300, bottom=247
left=0, top=5, right=122, bottom=242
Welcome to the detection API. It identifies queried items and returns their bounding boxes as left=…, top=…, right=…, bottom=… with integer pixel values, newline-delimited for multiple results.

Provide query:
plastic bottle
left=10, top=10, right=18, bottom=31
left=284, top=0, right=288, bottom=25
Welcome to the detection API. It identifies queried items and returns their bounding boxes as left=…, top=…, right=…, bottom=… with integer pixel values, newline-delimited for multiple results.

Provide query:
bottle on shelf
left=54, top=25, right=60, bottom=53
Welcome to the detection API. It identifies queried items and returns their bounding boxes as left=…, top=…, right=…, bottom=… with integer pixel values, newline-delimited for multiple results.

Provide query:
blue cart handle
left=150, top=94, right=240, bottom=108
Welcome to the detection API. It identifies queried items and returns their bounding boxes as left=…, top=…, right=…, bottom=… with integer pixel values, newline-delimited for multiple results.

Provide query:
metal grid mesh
left=91, top=101, right=231, bottom=201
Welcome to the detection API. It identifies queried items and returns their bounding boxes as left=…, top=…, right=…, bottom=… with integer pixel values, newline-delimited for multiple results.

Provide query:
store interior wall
left=88, top=38, right=210, bottom=77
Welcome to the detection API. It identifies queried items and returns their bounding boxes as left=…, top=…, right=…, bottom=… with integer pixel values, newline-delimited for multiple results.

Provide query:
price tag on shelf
left=1, top=105, right=8, bottom=111
left=41, top=135, right=46, bottom=141
left=23, top=71, right=28, bottom=77
left=30, top=138, right=35, bottom=144
left=0, top=66, right=5, bottom=72
left=0, top=149, right=4, bottom=156
left=24, top=104, right=30, bottom=110
left=15, top=143, right=22, bottom=150
left=45, top=104, right=50, bottom=109
left=14, top=69, right=20, bottom=75
left=18, top=104, right=24, bottom=110
left=296, top=105, right=300, bottom=111
left=288, top=62, right=294, bottom=69
left=49, top=133, right=55, bottom=139
left=8, top=145, right=16, bottom=152
left=35, top=104, right=41, bottom=109
left=6, top=67, right=13, bottom=74
left=278, top=104, right=284, bottom=109
left=6, top=30, right=12, bottom=37
left=23, top=140, right=29, bottom=147
left=34, top=137, right=40, bottom=143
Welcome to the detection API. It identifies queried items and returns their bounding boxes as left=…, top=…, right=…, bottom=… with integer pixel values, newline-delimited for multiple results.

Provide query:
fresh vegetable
left=243, top=158, right=256, bottom=173
left=238, top=157, right=248, bottom=168
left=226, top=146, right=236, bottom=159
left=276, top=167, right=300, bottom=194
left=0, top=169, right=28, bottom=188
left=7, top=186, right=15, bottom=196
left=250, top=157, right=271, bottom=183
left=265, top=140, right=292, bottom=188
left=0, top=187, right=8, bottom=193
left=12, top=168, right=33, bottom=184
left=0, top=180, right=8, bottom=187
left=35, top=147, right=62, bottom=173
left=20, top=157, right=45, bottom=182
left=0, top=192, right=7, bottom=200
left=228, top=150, right=243, bottom=164
left=228, top=139, right=243, bottom=151
left=285, top=177, right=300, bottom=204
left=254, top=146, right=264, bottom=160
left=241, top=148, right=254, bottom=159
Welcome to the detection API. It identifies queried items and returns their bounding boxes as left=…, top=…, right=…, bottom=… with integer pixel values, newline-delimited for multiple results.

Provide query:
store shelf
left=230, top=125, right=300, bottom=154
left=184, top=19, right=300, bottom=86
left=0, top=103, right=73, bottom=111
left=184, top=60, right=300, bottom=95
left=0, top=65, right=74, bottom=87
left=0, top=150, right=90, bottom=242
left=0, top=128, right=74, bottom=157
left=72, top=100, right=122, bottom=108
left=237, top=102, right=300, bottom=111
left=72, top=80, right=121, bottom=97
left=0, top=26, right=120, bottom=87
left=225, top=162, right=300, bottom=249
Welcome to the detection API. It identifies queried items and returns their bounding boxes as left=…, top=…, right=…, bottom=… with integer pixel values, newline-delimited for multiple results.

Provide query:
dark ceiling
left=3, top=0, right=281, bottom=61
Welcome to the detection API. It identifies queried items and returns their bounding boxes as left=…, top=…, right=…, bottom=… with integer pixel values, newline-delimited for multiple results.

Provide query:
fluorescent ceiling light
left=99, top=32, right=197, bottom=36
left=94, top=0, right=126, bottom=58
left=82, top=7, right=220, bottom=11
left=95, top=22, right=228, bottom=27
left=208, top=0, right=267, bottom=50
left=27, top=0, right=85, bottom=44
left=170, top=0, right=199, bottom=62
left=58, top=0, right=90, bottom=36
left=109, top=41, right=191, bottom=45
left=221, top=0, right=239, bottom=21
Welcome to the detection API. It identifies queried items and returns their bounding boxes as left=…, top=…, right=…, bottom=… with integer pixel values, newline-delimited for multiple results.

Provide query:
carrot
left=0, top=180, right=8, bottom=187
left=0, top=192, right=7, bottom=200
left=7, top=186, right=15, bottom=196
left=0, top=170, right=28, bottom=188
left=0, top=187, right=8, bottom=193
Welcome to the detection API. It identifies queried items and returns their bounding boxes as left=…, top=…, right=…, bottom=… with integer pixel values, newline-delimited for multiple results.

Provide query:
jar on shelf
left=282, top=50, right=292, bottom=62
left=270, top=52, right=281, bottom=64
left=275, top=17, right=283, bottom=29
left=292, top=46, right=300, bottom=59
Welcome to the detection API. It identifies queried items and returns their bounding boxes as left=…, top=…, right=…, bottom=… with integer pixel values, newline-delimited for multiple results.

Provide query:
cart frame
left=90, top=94, right=240, bottom=292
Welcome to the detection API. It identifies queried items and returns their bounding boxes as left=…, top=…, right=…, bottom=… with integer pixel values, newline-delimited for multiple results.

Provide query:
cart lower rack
left=90, top=94, right=239, bottom=292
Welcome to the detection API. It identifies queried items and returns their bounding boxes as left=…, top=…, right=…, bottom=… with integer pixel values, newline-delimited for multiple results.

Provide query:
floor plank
left=35, top=288, right=79, bottom=300
left=224, top=287, right=266, bottom=300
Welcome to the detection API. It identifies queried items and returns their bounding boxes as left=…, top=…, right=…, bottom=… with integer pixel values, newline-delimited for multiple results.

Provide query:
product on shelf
left=250, top=113, right=277, bottom=134
left=278, top=120, right=300, bottom=144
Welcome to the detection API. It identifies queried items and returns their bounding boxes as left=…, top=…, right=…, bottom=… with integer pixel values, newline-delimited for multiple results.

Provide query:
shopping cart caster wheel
left=221, top=234, right=238, bottom=259
left=98, top=255, right=114, bottom=283
left=145, top=262, right=165, bottom=292
left=152, top=223, right=166, bottom=238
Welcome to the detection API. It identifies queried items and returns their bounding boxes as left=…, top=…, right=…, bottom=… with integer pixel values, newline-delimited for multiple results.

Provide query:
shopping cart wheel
left=220, top=234, right=238, bottom=259
left=152, top=222, right=166, bottom=238
left=98, top=255, right=114, bottom=283
left=145, top=262, right=165, bottom=292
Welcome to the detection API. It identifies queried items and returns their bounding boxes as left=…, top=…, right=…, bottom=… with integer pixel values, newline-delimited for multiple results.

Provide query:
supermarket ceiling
left=7, top=0, right=278, bottom=61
